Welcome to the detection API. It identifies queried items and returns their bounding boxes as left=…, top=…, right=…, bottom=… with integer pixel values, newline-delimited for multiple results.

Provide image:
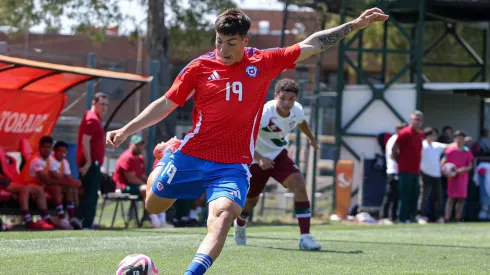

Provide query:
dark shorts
left=247, top=149, right=300, bottom=198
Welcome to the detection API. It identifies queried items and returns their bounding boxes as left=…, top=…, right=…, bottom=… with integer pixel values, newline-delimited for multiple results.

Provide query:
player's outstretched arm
left=295, top=8, right=388, bottom=63
left=106, top=96, right=178, bottom=148
left=297, top=120, right=319, bottom=150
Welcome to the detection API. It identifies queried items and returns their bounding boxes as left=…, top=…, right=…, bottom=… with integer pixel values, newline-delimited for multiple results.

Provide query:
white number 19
left=226, top=81, right=243, bottom=102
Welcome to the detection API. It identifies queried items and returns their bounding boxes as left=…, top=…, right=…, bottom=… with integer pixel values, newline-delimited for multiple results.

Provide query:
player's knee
left=285, top=173, right=306, bottom=194
left=209, top=199, right=242, bottom=227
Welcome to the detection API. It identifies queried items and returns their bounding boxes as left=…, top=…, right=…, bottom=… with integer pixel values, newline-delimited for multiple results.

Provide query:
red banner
left=0, top=89, right=66, bottom=152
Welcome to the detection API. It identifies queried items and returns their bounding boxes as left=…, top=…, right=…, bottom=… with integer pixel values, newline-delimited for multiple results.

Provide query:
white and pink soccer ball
left=116, top=254, right=159, bottom=275
left=442, top=162, right=457, bottom=178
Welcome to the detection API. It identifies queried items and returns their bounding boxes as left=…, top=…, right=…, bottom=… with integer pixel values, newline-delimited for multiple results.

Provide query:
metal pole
left=357, top=30, right=364, bottom=84
left=279, top=0, right=289, bottom=48
left=381, top=21, right=389, bottom=84
left=415, top=0, right=425, bottom=111
left=333, top=1, right=347, bottom=213
left=146, top=60, right=160, bottom=175
left=482, top=24, right=489, bottom=82
left=295, top=79, right=306, bottom=166
left=86, top=52, right=96, bottom=110
left=135, top=37, right=143, bottom=118
left=311, top=13, right=327, bottom=216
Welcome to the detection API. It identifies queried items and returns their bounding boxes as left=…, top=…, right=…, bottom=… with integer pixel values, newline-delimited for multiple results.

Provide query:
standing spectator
left=442, top=131, right=473, bottom=222
left=420, top=127, right=451, bottom=224
left=76, top=92, right=108, bottom=230
left=392, top=110, right=424, bottom=223
left=438, top=126, right=453, bottom=144
left=380, top=122, right=406, bottom=222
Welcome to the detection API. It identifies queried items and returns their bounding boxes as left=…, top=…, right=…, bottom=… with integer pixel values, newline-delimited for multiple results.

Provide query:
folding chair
left=98, top=173, right=143, bottom=229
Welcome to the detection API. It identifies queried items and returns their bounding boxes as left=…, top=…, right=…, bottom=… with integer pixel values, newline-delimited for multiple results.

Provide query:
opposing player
left=233, top=78, right=320, bottom=250
left=107, top=8, right=387, bottom=274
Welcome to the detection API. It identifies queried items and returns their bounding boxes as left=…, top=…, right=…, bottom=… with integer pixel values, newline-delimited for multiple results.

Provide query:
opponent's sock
left=184, top=253, right=213, bottom=275
left=294, top=201, right=311, bottom=235
left=236, top=214, right=249, bottom=227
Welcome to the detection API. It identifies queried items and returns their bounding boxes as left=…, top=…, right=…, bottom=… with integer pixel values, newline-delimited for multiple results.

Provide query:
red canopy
left=0, top=55, right=152, bottom=93
left=0, top=55, right=153, bottom=152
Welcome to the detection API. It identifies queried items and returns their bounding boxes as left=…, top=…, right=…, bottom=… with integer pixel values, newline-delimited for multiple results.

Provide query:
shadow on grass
left=248, top=244, right=363, bottom=254
left=118, top=230, right=490, bottom=251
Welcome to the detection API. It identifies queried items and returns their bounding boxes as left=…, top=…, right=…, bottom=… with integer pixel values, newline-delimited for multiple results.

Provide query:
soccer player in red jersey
left=107, top=8, right=388, bottom=274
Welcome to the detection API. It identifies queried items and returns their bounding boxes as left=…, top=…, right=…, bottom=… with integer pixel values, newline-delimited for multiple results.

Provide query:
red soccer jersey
left=165, top=45, right=301, bottom=164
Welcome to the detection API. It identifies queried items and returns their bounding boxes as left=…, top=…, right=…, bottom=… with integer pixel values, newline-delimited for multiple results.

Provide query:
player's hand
left=79, top=163, right=90, bottom=176
left=258, top=157, right=275, bottom=171
left=310, top=140, right=320, bottom=150
left=464, top=136, right=472, bottom=143
left=71, top=179, right=82, bottom=187
left=352, top=8, right=389, bottom=30
left=106, top=128, right=129, bottom=148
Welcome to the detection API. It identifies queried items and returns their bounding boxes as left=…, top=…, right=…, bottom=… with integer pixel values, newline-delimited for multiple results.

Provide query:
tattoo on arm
left=317, top=23, right=355, bottom=50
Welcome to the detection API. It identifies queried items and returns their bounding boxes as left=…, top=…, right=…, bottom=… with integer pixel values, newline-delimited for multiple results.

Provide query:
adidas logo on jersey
left=207, top=71, right=220, bottom=81
left=229, top=190, right=241, bottom=200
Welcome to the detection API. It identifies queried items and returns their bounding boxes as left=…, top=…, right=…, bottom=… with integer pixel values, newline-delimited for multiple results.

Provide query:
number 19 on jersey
left=226, top=81, right=242, bottom=102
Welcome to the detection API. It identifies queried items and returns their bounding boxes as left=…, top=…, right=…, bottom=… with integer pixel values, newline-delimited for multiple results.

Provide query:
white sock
left=158, top=212, right=167, bottom=223
left=149, top=214, right=160, bottom=228
left=190, top=209, right=198, bottom=220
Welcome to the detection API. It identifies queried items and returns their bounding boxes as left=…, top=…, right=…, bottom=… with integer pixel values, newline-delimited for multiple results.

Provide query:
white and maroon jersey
left=253, top=100, right=305, bottom=162
left=165, top=45, right=301, bottom=164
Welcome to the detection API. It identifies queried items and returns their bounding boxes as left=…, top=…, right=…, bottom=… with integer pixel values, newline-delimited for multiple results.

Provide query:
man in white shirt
left=419, top=127, right=458, bottom=223
left=380, top=123, right=405, bottom=222
left=233, top=78, right=321, bottom=250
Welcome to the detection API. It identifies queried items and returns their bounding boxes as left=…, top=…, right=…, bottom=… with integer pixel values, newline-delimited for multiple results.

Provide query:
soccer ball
left=442, top=162, right=457, bottom=177
left=116, top=254, right=159, bottom=275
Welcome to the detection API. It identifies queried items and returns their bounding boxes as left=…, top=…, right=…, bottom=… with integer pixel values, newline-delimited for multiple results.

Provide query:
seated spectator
left=0, top=149, right=53, bottom=230
left=113, top=135, right=172, bottom=228
left=49, top=141, right=83, bottom=229
left=20, top=136, right=78, bottom=229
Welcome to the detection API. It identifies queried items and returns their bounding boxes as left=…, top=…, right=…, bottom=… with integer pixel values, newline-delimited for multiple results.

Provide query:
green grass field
left=1, top=223, right=490, bottom=274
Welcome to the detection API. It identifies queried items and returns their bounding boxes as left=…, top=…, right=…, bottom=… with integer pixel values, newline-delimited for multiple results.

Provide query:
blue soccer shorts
left=152, top=150, right=251, bottom=208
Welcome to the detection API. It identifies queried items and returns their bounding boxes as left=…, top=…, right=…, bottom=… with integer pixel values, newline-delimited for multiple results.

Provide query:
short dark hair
left=93, top=92, right=108, bottom=103
left=454, top=130, right=466, bottom=138
left=39, top=136, right=53, bottom=145
left=442, top=125, right=453, bottom=133
left=424, top=127, right=436, bottom=138
left=215, top=9, right=251, bottom=37
left=396, top=122, right=407, bottom=131
left=274, top=78, right=299, bottom=95
left=54, top=141, right=68, bottom=150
